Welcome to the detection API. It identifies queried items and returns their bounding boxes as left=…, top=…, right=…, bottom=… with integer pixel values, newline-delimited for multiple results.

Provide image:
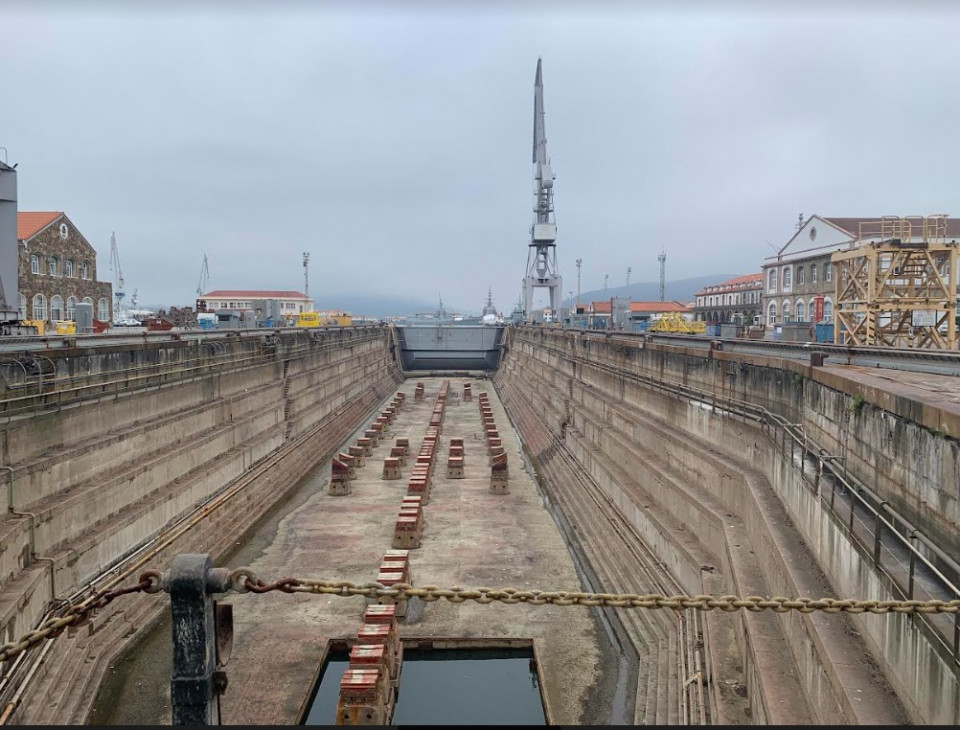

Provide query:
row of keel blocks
left=338, top=602, right=404, bottom=724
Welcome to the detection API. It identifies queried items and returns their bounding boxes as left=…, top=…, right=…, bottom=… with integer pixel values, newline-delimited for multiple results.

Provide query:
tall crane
left=109, top=232, right=124, bottom=316
left=523, top=58, right=562, bottom=322
left=196, top=253, right=210, bottom=298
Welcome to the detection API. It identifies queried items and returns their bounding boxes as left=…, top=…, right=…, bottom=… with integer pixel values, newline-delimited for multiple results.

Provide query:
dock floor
left=220, top=376, right=614, bottom=725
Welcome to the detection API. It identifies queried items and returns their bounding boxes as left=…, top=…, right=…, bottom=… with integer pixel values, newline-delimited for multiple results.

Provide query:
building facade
left=762, top=215, right=960, bottom=333
left=693, top=273, right=763, bottom=324
left=585, top=300, right=612, bottom=329
left=627, top=300, right=693, bottom=328
left=197, top=290, right=313, bottom=322
left=18, top=212, right=113, bottom=324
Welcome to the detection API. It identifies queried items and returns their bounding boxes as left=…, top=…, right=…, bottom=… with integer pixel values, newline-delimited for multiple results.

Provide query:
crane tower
left=109, top=232, right=124, bottom=315
left=523, top=58, right=562, bottom=322
left=196, top=253, right=210, bottom=298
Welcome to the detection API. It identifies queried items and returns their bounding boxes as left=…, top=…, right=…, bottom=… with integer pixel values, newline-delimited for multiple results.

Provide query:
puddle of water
left=302, top=648, right=546, bottom=726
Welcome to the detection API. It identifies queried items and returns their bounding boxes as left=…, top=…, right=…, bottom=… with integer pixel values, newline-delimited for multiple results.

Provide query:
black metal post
left=169, top=554, right=232, bottom=725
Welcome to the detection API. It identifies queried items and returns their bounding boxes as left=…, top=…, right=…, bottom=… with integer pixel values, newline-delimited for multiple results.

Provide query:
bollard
left=168, top=553, right=232, bottom=726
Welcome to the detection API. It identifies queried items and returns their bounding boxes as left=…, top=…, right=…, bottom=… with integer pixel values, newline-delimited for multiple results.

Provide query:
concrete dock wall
left=496, top=326, right=958, bottom=725
left=0, top=326, right=403, bottom=724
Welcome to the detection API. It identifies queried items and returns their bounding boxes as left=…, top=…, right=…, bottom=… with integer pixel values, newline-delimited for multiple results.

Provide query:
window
left=48, top=257, right=58, bottom=277
left=32, top=294, right=47, bottom=321
left=782, top=267, right=792, bottom=291
left=30, top=255, right=40, bottom=275
left=825, top=261, right=833, bottom=282
left=824, top=298, right=833, bottom=320
left=767, top=301, right=777, bottom=325
left=767, top=269, right=777, bottom=293
left=809, top=298, right=817, bottom=322
left=98, top=298, right=110, bottom=321
left=80, top=261, right=89, bottom=280
left=18, top=294, right=26, bottom=319
left=782, top=298, right=793, bottom=322
left=50, top=295, right=64, bottom=320
left=796, top=266, right=805, bottom=285
left=796, top=300, right=806, bottom=322
left=65, top=260, right=74, bottom=278
left=67, top=296, right=77, bottom=320
left=810, top=264, right=818, bottom=284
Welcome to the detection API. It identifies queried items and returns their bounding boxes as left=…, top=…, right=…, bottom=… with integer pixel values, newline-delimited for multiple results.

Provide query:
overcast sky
left=4, top=0, right=960, bottom=314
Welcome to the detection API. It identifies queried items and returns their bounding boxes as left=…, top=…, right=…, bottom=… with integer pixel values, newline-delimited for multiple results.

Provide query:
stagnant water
left=303, top=648, right=545, bottom=726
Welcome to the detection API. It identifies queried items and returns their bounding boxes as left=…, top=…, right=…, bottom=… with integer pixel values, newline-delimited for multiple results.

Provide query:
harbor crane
left=109, top=232, right=125, bottom=315
left=523, top=58, right=562, bottom=323
left=196, top=253, right=210, bottom=298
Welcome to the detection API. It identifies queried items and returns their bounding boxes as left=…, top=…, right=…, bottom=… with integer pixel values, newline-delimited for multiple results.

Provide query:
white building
left=197, top=289, right=313, bottom=319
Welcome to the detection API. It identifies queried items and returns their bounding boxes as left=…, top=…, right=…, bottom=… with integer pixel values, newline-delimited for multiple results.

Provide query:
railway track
left=556, top=327, right=960, bottom=377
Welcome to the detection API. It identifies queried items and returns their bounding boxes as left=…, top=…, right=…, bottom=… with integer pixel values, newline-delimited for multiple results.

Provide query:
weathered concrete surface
left=220, top=377, right=608, bottom=726
left=4, top=327, right=403, bottom=725
left=496, top=330, right=932, bottom=724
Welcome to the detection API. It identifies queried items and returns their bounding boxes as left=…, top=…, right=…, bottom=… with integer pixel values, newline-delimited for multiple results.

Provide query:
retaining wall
left=496, top=326, right=959, bottom=725
left=0, top=326, right=403, bottom=724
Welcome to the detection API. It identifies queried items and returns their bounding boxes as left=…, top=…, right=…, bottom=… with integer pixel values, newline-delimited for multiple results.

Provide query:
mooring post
left=169, top=553, right=233, bottom=725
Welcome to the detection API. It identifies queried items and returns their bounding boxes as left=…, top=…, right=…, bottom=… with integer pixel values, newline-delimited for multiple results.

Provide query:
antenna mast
left=302, top=252, right=310, bottom=302
left=658, top=249, right=666, bottom=301
left=522, top=58, right=562, bottom=322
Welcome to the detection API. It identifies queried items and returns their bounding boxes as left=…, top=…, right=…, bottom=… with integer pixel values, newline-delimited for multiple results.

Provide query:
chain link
left=226, top=569, right=960, bottom=614
left=0, top=571, right=161, bottom=664
left=1, top=568, right=956, bottom=666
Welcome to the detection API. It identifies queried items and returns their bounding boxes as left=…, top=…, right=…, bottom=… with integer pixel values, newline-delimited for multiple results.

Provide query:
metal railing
left=521, top=330, right=960, bottom=671
left=0, top=329, right=385, bottom=422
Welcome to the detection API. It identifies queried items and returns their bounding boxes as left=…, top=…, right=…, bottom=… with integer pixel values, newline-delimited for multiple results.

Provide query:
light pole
left=626, top=266, right=631, bottom=288
left=604, top=274, right=608, bottom=292
left=576, top=258, right=582, bottom=308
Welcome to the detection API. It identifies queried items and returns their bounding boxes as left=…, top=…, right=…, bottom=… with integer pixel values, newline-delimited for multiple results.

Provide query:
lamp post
left=604, top=274, right=608, bottom=292
left=576, top=258, right=582, bottom=308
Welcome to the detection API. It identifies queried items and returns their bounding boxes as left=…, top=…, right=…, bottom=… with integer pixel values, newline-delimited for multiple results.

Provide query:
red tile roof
left=18, top=212, right=63, bottom=240
left=695, top=273, right=763, bottom=296
left=589, top=301, right=612, bottom=313
left=721, top=273, right=762, bottom=286
left=629, top=301, right=691, bottom=313
left=201, top=290, right=310, bottom=299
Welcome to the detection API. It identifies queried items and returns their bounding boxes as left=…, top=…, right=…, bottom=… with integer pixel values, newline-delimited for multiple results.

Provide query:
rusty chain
left=0, top=567, right=956, bottom=666
left=225, top=571, right=960, bottom=615
left=0, top=570, right=162, bottom=664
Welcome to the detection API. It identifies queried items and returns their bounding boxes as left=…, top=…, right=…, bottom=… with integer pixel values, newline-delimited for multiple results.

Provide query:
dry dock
left=218, top=376, right=613, bottom=725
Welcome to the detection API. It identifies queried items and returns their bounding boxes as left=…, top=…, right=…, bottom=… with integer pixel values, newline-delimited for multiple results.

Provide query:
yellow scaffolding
left=832, top=214, right=957, bottom=349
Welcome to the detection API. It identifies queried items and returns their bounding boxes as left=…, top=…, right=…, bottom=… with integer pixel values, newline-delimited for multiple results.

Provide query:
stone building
left=762, top=215, right=960, bottom=332
left=693, top=273, right=763, bottom=324
left=17, top=212, right=113, bottom=324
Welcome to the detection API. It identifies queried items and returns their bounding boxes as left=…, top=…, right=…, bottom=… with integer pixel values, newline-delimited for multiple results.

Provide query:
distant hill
left=313, top=293, right=458, bottom=320
left=563, top=274, right=735, bottom=308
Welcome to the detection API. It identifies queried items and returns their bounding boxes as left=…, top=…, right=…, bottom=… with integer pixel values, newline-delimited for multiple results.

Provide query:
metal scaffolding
left=832, top=214, right=957, bottom=349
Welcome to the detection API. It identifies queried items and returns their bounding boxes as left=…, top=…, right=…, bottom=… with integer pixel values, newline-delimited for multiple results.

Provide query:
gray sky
left=4, top=0, right=960, bottom=314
